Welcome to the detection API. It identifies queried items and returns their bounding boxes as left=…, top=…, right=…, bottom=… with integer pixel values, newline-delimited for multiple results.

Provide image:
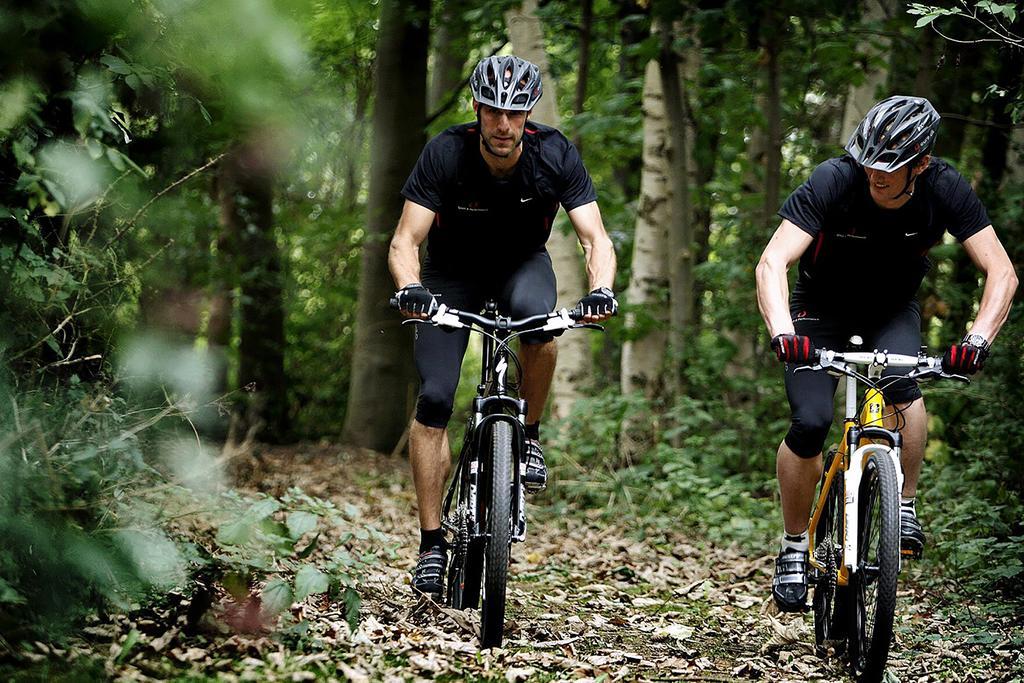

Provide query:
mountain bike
left=399, top=300, right=601, bottom=648
left=799, top=337, right=967, bottom=682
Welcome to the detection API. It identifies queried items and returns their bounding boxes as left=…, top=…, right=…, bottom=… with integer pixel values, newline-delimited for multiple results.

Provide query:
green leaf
left=295, top=533, right=320, bottom=559
left=106, top=146, right=125, bottom=171
left=294, top=564, right=329, bottom=600
left=261, top=579, right=293, bottom=617
left=286, top=511, right=319, bottom=540
left=115, top=629, right=140, bottom=663
left=343, top=586, right=361, bottom=630
left=915, top=12, right=940, bottom=27
left=100, top=54, right=132, bottom=75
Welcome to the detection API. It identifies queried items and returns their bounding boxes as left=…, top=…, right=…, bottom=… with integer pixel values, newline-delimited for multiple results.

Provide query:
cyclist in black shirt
left=755, top=95, right=1018, bottom=612
left=389, top=55, right=617, bottom=599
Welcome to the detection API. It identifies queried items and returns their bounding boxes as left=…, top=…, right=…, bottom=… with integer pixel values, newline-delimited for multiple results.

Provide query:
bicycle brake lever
left=793, top=364, right=825, bottom=374
left=573, top=322, right=605, bottom=331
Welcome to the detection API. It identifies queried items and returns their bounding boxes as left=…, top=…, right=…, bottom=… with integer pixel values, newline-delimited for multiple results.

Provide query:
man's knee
left=415, top=383, right=456, bottom=428
left=785, top=407, right=833, bottom=459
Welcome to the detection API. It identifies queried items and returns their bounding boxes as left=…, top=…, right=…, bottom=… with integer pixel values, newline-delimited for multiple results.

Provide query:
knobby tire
left=480, top=421, right=513, bottom=648
left=850, top=450, right=900, bottom=682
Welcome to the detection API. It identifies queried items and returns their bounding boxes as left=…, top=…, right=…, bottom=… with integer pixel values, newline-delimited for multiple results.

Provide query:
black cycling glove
left=393, top=283, right=437, bottom=316
left=577, top=287, right=618, bottom=317
left=770, top=334, right=815, bottom=364
left=942, top=339, right=989, bottom=375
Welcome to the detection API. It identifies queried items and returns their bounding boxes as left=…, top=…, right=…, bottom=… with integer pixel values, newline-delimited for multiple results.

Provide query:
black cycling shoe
left=523, top=439, right=547, bottom=493
left=412, top=545, right=447, bottom=600
left=900, top=506, right=925, bottom=559
left=772, top=549, right=809, bottom=612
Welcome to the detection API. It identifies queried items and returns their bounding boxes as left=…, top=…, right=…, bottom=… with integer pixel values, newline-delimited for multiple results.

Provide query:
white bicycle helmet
left=469, top=55, right=542, bottom=111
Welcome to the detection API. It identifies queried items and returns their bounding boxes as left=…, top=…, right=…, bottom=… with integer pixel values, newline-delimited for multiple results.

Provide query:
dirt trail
left=22, top=445, right=1017, bottom=681
left=242, top=446, right=1015, bottom=682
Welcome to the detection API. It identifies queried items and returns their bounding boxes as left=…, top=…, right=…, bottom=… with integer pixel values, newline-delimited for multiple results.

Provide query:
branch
left=425, top=40, right=509, bottom=127
left=939, top=112, right=1024, bottom=129
left=103, top=153, right=226, bottom=249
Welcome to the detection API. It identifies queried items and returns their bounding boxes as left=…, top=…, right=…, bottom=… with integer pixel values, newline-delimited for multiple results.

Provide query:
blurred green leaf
left=261, top=578, right=293, bottom=618
left=286, top=511, right=319, bottom=540
left=294, top=564, right=329, bottom=601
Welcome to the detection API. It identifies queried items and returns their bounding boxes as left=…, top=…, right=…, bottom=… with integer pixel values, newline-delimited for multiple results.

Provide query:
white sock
left=900, top=496, right=916, bottom=509
left=781, top=529, right=809, bottom=553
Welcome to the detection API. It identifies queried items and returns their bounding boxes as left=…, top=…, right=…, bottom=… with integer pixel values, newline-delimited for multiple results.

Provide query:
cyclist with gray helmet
left=389, top=55, right=617, bottom=599
left=755, top=95, right=1017, bottom=612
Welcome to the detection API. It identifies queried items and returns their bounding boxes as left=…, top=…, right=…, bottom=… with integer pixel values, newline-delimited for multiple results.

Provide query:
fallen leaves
left=16, top=444, right=1020, bottom=683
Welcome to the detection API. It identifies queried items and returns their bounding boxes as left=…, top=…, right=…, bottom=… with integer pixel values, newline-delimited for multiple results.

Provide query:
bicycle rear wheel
left=480, top=420, right=513, bottom=648
left=813, top=446, right=850, bottom=653
left=849, top=449, right=900, bottom=682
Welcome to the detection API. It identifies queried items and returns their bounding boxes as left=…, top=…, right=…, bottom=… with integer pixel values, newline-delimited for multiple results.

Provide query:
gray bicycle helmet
left=845, top=95, right=940, bottom=172
left=470, top=55, right=542, bottom=111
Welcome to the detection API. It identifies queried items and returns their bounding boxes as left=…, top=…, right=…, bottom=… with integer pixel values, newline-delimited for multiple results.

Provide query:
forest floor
left=12, top=444, right=1023, bottom=682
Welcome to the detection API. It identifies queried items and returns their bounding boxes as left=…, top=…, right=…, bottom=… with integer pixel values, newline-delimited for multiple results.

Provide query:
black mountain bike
left=400, top=300, right=600, bottom=648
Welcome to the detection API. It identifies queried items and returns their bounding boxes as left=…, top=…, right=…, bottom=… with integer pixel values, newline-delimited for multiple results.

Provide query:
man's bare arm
left=961, top=225, right=1019, bottom=342
left=388, top=200, right=436, bottom=289
left=566, top=201, right=616, bottom=291
left=755, top=219, right=814, bottom=337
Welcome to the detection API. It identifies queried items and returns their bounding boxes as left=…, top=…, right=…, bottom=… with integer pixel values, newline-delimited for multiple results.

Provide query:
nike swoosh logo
left=520, top=197, right=533, bottom=203
left=905, top=232, right=918, bottom=237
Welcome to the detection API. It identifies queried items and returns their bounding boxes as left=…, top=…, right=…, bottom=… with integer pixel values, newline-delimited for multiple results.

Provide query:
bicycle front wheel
left=849, top=448, right=900, bottom=682
left=480, top=420, right=513, bottom=648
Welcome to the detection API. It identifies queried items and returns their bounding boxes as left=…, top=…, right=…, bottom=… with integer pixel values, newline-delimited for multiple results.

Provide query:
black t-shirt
left=401, top=121, right=597, bottom=274
left=778, top=155, right=990, bottom=315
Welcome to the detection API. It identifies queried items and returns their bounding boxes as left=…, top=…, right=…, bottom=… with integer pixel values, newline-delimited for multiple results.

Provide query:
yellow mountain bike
left=799, top=337, right=967, bottom=682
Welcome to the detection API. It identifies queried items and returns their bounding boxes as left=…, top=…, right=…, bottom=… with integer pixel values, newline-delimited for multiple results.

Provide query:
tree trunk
left=979, top=47, right=1024, bottom=202
left=505, top=0, right=590, bottom=422
left=659, top=19, right=698, bottom=385
left=573, top=0, right=594, bottom=153
left=219, top=141, right=289, bottom=442
left=342, top=0, right=429, bottom=451
left=612, top=0, right=649, bottom=200
left=840, top=0, right=896, bottom=143
left=343, top=83, right=372, bottom=212
left=428, top=0, right=468, bottom=113
left=619, top=58, right=670, bottom=460
left=726, top=7, right=783, bottom=391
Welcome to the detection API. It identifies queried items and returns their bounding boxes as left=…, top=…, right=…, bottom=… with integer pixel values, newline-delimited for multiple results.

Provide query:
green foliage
left=0, top=378, right=174, bottom=636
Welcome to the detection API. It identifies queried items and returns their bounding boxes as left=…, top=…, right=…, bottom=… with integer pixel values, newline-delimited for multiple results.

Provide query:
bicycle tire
left=480, top=420, right=513, bottom=648
left=849, top=449, right=900, bottom=682
left=813, top=446, right=850, bottom=653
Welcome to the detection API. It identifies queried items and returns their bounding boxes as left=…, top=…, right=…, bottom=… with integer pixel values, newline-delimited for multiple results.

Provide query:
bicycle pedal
left=900, top=547, right=922, bottom=560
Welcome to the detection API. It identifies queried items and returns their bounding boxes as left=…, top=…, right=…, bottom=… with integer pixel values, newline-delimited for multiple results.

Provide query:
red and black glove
left=770, top=334, right=815, bottom=364
left=942, top=341, right=989, bottom=375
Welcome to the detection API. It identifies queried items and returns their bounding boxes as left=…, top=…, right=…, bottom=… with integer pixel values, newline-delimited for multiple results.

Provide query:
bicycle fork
left=842, top=385, right=905, bottom=576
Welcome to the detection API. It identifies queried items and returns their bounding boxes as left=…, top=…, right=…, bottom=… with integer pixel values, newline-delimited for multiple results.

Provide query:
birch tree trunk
left=840, top=0, right=896, bottom=142
left=505, top=0, right=589, bottom=422
left=619, top=58, right=670, bottom=460
left=342, top=0, right=429, bottom=451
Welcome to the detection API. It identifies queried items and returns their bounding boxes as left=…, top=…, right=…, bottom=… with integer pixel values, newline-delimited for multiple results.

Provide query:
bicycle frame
left=441, top=305, right=530, bottom=545
left=807, top=355, right=905, bottom=586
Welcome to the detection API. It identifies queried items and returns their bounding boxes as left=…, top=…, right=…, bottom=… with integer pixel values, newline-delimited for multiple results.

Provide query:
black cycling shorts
left=783, top=300, right=923, bottom=459
left=414, top=250, right=558, bottom=429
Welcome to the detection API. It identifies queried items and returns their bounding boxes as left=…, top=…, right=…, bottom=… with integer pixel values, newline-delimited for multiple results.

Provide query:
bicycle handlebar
left=390, top=302, right=597, bottom=335
left=795, top=347, right=969, bottom=384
